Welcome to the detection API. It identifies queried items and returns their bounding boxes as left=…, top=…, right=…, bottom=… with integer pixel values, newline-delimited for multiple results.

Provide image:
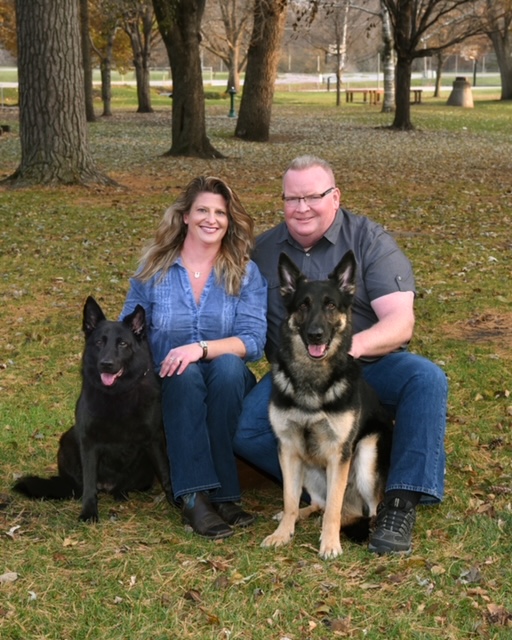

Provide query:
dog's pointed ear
left=330, top=250, right=356, bottom=296
left=123, top=304, right=146, bottom=338
left=278, top=253, right=303, bottom=300
left=83, top=296, right=106, bottom=337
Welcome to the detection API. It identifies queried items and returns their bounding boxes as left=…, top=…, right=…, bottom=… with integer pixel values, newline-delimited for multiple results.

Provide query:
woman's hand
left=159, top=343, right=203, bottom=377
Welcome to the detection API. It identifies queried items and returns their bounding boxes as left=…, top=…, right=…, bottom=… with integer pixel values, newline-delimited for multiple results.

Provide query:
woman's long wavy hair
left=135, top=176, right=254, bottom=296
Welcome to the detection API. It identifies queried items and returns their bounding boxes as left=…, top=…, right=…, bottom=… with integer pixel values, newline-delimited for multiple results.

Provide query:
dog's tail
left=12, top=475, right=81, bottom=500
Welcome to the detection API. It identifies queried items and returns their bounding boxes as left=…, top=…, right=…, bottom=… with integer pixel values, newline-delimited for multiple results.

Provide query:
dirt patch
left=442, top=312, right=512, bottom=359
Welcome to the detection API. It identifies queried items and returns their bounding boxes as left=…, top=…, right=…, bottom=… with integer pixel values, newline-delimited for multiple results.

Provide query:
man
left=234, top=155, right=448, bottom=554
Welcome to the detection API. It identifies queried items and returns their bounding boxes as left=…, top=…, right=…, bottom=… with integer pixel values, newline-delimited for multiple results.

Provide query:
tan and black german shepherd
left=261, top=251, right=392, bottom=559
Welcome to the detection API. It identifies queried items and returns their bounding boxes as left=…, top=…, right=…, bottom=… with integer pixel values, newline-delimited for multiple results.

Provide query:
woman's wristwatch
left=199, top=341, right=208, bottom=360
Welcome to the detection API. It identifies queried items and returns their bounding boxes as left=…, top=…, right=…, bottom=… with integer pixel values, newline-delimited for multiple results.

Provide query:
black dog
left=261, top=252, right=392, bottom=559
left=13, top=296, right=173, bottom=522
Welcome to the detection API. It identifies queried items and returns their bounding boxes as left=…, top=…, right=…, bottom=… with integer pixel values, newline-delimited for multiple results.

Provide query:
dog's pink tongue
left=308, top=344, right=327, bottom=358
left=101, top=371, right=121, bottom=386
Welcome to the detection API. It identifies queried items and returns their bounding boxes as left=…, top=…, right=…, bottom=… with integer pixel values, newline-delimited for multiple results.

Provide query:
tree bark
left=482, top=0, right=512, bottom=100
left=153, top=0, right=223, bottom=158
left=235, top=0, right=287, bottom=142
left=122, top=3, right=155, bottom=113
left=433, top=52, right=444, bottom=98
left=492, top=33, right=512, bottom=100
left=133, top=52, right=154, bottom=113
left=380, top=2, right=395, bottom=113
left=9, top=0, right=112, bottom=186
left=393, top=54, right=413, bottom=129
left=99, top=30, right=115, bottom=118
left=80, top=0, right=96, bottom=122
left=388, top=0, right=413, bottom=129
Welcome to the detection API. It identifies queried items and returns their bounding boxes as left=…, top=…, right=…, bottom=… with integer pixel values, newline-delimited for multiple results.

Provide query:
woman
left=120, top=176, right=267, bottom=540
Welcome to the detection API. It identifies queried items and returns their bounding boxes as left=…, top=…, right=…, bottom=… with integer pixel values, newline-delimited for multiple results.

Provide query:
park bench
left=344, top=88, right=383, bottom=105
left=410, top=88, right=423, bottom=103
left=344, top=88, right=423, bottom=105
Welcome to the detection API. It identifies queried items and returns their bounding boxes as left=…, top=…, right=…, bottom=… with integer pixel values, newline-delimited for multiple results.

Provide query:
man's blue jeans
left=234, top=352, right=448, bottom=504
left=162, top=354, right=256, bottom=502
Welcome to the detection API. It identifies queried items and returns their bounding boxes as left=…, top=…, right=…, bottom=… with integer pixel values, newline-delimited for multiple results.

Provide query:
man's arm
left=349, top=291, right=415, bottom=359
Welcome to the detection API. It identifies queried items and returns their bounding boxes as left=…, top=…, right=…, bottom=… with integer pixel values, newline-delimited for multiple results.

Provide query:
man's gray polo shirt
left=253, top=207, right=416, bottom=363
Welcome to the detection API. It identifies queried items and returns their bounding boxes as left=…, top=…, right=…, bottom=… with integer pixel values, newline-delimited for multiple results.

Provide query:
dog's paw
left=261, top=530, right=293, bottom=549
left=78, top=510, right=99, bottom=523
left=318, top=541, right=343, bottom=560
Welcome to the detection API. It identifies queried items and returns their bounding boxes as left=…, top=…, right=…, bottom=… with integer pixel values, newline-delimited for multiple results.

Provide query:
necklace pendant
left=194, top=271, right=201, bottom=279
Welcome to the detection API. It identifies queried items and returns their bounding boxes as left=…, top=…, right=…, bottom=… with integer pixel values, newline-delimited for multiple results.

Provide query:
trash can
left=446, top=76, right=473, bottom=108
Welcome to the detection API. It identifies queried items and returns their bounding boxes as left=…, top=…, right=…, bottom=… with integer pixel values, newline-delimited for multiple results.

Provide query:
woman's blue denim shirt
left=120, top=258, right=268, bottom=369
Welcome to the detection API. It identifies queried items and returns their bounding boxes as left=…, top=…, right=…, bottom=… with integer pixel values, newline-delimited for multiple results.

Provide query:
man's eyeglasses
left=282, top=187, right=335, bottom=208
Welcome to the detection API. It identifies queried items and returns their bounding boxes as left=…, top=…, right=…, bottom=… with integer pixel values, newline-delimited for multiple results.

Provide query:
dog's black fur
left=261, top=251, right=392, bottom=559
left=13, top=296, right=173, bottom=522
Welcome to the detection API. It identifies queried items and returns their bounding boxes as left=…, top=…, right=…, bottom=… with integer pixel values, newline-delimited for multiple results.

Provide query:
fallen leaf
left=62, top=537, right=79, bottom=547
left=0, top=572, right=18, bottom=584
left=486, top=603, right=512, bottom=626
left=184, top=589, right=202, bottom=603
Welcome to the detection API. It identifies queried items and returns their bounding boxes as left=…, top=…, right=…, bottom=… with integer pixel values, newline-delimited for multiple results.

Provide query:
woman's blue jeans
left=161, top=354, right=256, bottom=502
left=234, top=352, right=448, bottom=504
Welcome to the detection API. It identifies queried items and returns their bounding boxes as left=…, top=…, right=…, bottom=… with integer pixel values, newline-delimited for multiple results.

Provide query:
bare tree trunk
left=99, top=34, right=115, bottom=118
left=235, top=0, right=287, bottom=142
left=489, top=30, right=512, bottom=100
left=434, top=52, right=444, bottom=98
left=153, top=0, right=222, bottom=157
left=393, top=55, right=413, bottom=129
left=380, top=2, right=394, bottom=113
left=123, top=5, right=154, bottom=113
left=383, top=0, right=484, bottom=130
left=226, top=47, right=240, bottom=93
left=134, top=56, right=154, bottom=113
left=9, top=0, right=112, bottom=186
left=201, top=0, right=252, bottom=95
left=389, top=1, right=413, bottom=129
left=80, top=0, right=96, bottom=122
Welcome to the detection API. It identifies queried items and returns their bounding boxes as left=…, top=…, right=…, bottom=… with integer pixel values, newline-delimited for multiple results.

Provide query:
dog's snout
left=307, top=326, right=325, bottom=344
left=100, top=359, right=115, bottom=372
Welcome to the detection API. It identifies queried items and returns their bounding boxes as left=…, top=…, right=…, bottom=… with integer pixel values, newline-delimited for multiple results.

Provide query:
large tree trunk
left=79, top=0, right=96, bottom=122
left=235, top=0, right=287, bottom=142
left=392, top=55, right=413, bottom=129
left=388, top=0, right=413, bottom=129
left=489, top=30, right=512, bottom=100
left=153, top=0, right=222, bottom=158
left=9, top=0, right=111, bottom=186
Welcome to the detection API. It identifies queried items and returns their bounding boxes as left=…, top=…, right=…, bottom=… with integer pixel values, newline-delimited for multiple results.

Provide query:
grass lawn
left=0, top=87, right=511, bottom=639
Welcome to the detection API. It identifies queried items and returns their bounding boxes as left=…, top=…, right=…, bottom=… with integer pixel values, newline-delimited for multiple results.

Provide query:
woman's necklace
left=181, top=256, right=214, bottom=280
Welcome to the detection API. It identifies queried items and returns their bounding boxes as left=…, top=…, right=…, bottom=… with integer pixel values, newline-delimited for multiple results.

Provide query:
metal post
left=228, top=86, right=237, bottom=118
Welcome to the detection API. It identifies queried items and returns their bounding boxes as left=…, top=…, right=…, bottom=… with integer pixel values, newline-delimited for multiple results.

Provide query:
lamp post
left=228, top=86, right=237, bottom=118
